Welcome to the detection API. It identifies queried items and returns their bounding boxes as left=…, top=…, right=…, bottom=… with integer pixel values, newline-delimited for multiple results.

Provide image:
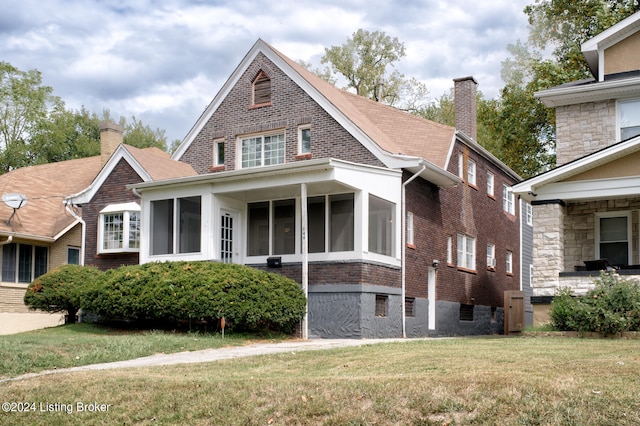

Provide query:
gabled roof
left=0, top=145, right=197, bottom=241
left=68, top=145, right=197, bottom=205
left=0, top=157, right=101, bottom=240
left=172, top=39, right=473, bottom=187
left=512, top=135, right=640, bottom=202
left=582, top=12, right=640, bottom=80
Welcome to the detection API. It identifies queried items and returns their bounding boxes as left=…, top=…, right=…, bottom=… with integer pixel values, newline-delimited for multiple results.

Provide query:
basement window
left=459, top=304, right=474, bottom=322
left=405, top=297, right=415, bottom=317
left=375, top=295, right=388, bottom=317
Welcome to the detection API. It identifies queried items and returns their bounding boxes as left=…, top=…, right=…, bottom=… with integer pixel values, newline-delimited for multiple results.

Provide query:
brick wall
left=50, top=224, right=82, bottom=269
left=251, top=260, right=401, bottom=288
left=555, top=101, right=616, bottom=166
left=179, top=53, right=384, bottom=174
left=83, top=158, right=142, bottom=270
left=404, top=141, right=521, bottom=309
left=0, top=286, right=31, bottom=313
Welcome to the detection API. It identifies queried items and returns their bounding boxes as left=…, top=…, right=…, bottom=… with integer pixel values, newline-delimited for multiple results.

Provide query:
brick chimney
left=99, top=121, right=124, bottom=165
left=453, top=76, right=478, bottom=140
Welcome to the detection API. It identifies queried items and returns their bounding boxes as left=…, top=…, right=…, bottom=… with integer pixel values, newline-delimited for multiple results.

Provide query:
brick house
left=132, top=39, right=528, bottom=338
left=0, top=122, right=196, bottom=314
left=512, top=12, right=640, bottom=324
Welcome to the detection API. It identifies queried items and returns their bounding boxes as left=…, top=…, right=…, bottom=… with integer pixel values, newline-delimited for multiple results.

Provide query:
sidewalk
left=2, top=337, right=418, bottom=383
left=0, top=313, right=64, bottom=335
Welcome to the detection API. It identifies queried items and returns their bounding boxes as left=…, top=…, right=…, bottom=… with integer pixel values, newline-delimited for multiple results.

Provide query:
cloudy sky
left=2, top=0, right=531, bottom=144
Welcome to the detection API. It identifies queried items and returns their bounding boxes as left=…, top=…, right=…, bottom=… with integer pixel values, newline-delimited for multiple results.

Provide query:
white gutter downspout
left=65, top=202, right=86, bottom=266
left=401, top=165, right=425, bottom=338
left=0, top=235, right=13, bottom=246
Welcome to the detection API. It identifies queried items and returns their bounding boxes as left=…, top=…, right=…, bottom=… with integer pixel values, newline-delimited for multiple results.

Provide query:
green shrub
left=83, top=261, right=306, bottom=333
left=23, top=265, right=103, bottom=323
left=549, top=272, right=640, bottom=335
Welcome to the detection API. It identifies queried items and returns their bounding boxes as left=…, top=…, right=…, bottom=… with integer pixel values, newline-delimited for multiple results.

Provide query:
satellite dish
left=2, top=193, right=28, bottom=209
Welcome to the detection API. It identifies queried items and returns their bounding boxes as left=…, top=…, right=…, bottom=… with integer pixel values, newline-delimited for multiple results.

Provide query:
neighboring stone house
left=0, top=122, right=196, bottom=314
left=512, top=12, right=640, bottom=324
left=131, top=39, right=528, bottom=338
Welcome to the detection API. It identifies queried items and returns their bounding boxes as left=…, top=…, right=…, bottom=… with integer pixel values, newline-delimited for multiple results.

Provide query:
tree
left=122, top=116, right=168, bottom=151
left=0, top=61, right=60, bottom=172
left=320, top=29, right=431, bottom=110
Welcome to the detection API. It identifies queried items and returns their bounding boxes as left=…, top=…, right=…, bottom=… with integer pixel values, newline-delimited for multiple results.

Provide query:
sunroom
left=133, top=158, right=406, bottom=269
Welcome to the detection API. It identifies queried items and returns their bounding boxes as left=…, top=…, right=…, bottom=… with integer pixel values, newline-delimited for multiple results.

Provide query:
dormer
left=582, top=12, right=640, bottom=82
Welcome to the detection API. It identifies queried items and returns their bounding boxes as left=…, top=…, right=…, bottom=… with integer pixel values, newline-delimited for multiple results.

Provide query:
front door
left=220, top=210, right=239, bottom=263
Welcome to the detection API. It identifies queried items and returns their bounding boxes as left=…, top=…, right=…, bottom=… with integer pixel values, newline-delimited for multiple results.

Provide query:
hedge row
left=550, top=272, right=640, bottom=335
left=24, top=262, right=306, bottom=333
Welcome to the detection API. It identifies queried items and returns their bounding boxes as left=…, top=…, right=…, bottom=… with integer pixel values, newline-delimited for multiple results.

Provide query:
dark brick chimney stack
left=453, top=76, right=478, bottom=140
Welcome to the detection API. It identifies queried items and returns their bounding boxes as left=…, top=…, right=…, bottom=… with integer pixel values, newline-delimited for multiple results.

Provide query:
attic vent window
left=252, top=71, right=272, bottom=106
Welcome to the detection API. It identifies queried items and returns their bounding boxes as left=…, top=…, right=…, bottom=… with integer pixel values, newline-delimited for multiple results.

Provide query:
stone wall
left=555, top=101, right=616, bottom=166
left=532, top=202, right=565, bottom=296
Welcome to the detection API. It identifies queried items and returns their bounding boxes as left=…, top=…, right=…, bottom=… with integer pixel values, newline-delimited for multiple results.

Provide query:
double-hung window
left=487, top=172, right=494, bottom=196
left=596, top=212, right=631, bottom=267
left=503, top=185, right=515, bottom=215
left=468, top=160, right=476, bottom=186
left=457, top=233, right=476, bottom=270
left=240, top=132, right=285, bottom=168
left=619, top=99, right=640, bottom=141
left=487, top=243, right=496, bottom=269
left=98, top=203, right=140, bottom=253
left=299, top=127, right=311, bottom=154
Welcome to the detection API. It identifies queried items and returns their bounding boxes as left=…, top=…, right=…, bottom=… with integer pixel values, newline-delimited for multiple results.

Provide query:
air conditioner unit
left=488, top=257, right=496, bottom=268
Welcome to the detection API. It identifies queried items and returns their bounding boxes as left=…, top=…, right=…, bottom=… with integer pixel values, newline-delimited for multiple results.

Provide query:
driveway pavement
left=0, top=313, right=64, bottom=335
left=2, top=333, right=421, bottom=383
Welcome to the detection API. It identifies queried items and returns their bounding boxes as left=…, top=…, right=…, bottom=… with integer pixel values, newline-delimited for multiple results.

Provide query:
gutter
left=401, top=165, right=425, bottom=338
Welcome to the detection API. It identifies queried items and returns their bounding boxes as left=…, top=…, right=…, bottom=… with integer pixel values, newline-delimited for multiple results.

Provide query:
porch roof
left=128, top=157, right=460, bottom=194
left=512, top=135, right=640, bottom=203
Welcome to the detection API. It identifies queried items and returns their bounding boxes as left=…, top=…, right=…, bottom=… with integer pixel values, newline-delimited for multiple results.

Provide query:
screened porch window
left=368, top=195, right=395, bottom=257
left=150, top=196, right=202, bottom=256
left=597, top=213, right=631, bottom=267
left=247, top=199, right=296, bottom=256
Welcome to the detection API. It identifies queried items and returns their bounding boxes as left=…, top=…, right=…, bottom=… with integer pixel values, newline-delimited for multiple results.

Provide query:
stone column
left=532, top=201, right=566, bottom=296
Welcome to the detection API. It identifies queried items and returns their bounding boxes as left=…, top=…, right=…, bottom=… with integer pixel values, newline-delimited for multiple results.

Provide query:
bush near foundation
left=24, top=265, right=103, bottom=323
left=82, top=261, right=306, bottom=333
left=550, top=272, right=640, bottom=335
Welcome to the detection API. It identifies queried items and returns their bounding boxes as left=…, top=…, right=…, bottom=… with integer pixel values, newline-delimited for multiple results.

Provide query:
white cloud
left=1, top=0, right=531, bottom=142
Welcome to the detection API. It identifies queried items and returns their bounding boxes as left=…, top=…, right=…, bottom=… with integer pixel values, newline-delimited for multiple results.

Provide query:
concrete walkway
left=0, top=313, right=64, bottom=335
left=1, top=337, right=417, bottom=383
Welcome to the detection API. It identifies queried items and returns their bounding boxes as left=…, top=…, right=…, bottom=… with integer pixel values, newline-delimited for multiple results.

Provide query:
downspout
left=0, top=235, right=13, bottom=246
left=401, top=165, right=426, bottom=338
left=65, top=202, right=86, bottom=266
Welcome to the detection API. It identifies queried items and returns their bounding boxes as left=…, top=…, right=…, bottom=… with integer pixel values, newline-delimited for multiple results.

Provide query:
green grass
left=1, top=328, right=640, bottom=425
left=0, top=323, right=286, bottom=379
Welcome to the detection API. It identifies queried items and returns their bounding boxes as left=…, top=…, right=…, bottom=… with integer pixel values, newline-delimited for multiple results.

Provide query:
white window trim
left=468, top=159, right=476, bottom=186
left=213, top=139, right=225, bottom=167
left=457, top=233, right=476, bottom=270
left=487, top=243, right=496, bottom=269
left=487, top=172, right=494, bottom=197
left=458, top=153, right=464, bottom=180
left=447, top=236, right=453, bottom=265
left=98, top=202, right=141, bottom=254
left=298, top=125, right=311, bottom=155
left=406, top=211, right=414, bottom=246
left=237, top=130, right=286, bottom=169
left=617, top=98, right=640, bottom=142
left=503, top=185, right=515, bottom=215
left=526, top=203, right=533, bottom=226
left=595, top=210, right=633, bottom=264
left=506, top=250, right=513, bottom=274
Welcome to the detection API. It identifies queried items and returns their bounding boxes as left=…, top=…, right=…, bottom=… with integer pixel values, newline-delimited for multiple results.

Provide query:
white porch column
left=301, top=183, right=309, bottom=340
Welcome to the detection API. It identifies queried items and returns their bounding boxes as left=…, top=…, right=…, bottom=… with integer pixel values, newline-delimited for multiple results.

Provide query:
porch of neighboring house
left=532, top=196, right=640, bottom=323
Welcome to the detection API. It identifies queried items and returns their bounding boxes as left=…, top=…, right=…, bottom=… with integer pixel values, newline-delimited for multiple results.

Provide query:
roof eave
left=535, top=76, right=640, bottom=107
